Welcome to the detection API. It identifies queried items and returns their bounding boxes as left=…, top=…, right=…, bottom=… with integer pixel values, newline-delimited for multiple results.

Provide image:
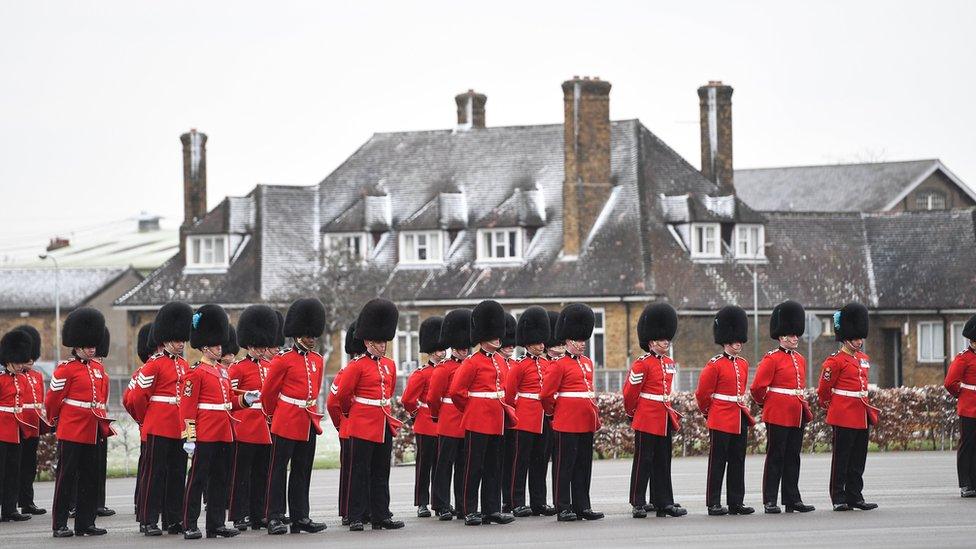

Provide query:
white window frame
left=398, top=231, right=444, bottom=265
left=186, top=234, right=230, bottom=269
left=917, top=321, right=945, bottom=363
left=476, top=228, right=524, bottom=262
left=915, top=191, right=946, bottom=211
left=950, top=321, right=969, bottom=355
left=690, top=223, right=721, bottom=259
left=734, top=224, right=765, bottom=259
left=821, top=317, right=834, bottom=338
left=586, top=308, right=606, bottom=369
left=323, top=232, right=370, bottom=261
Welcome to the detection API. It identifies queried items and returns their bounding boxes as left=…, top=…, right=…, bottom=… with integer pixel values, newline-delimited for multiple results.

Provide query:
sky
left=1, top=0, right=974, bottom=242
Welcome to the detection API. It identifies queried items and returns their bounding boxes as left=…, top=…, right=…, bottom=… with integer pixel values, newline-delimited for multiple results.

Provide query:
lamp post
left=38, top=253, right=60, bottom=362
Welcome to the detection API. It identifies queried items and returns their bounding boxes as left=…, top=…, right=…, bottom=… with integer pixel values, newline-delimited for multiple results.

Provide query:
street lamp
left=38, top=253, right=60, bottom=362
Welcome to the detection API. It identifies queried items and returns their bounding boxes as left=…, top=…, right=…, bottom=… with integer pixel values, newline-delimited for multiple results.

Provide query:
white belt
left=0, top=406, right=21, bottom=413
left=440, top=397, right=454, bottom=404
left=251, top=402, right=262, bottom=410
left=353, top=396, right=391, bottom=407
left=639, top=392, right=671, bottom=403
left=417, top=401, right=429, bottom=408
left=832, top=388, right=868, bottom=398
left=150, top=396, right=178, bottom=404
left=279, top=394, right=316, bottom=408
left=556, top=391, right=595, bottom=399
left=20, top=403, right=42, bottom=409
left=64, top=399, right=106, bottom=410
left=469, top=391, right=504, bottom=399
left=960, top=382, right=976, bottom=391
left=711, top=393, right=747, bottom=404
left=767, top=387, right=805, bottom=397
left=198, top=402, right=232, bottom=411
left=516, top=392, right=540, bottom=400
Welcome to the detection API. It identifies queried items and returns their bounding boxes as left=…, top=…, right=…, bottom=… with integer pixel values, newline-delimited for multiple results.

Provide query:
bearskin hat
left=419, top=316, right=446, bottom=354
left=62, top=307, right=106, bottom=348
left=555, top=303, right=595, bottom=342
left=354, top=298, right=399, bottom=342
left=637, top=302, right=678, bottom=352
left=223, top=325, right=240, bottom=358
left=237, top=304, right=279, bottom=348
left=770, top=300, right=806, bottom=339
left=501, top=313, right=517, bottom=348
left=284, top=298, right=327, bottom=338
left=189, top=304, right=230, bottom=350
left=152, top=302, right=193, bottom=344
left=96, top=327, right=111, bottom=358
left=963, top=314, right=976, bottom=341
left=834, top=302, right=869, bottom=341
left=136, top=324, right=155, bottom=364
left=440, top=309, right=473, bottom=350
left=345, top=321, right=366, bottom=356
left=470, top=300, right=505, bottom=344
left=274, top=310, right=286, bottom=347
left=13, top=325, right=41, bottom=361
left=545, top=310, right=561, bottom=348
left=516, top=306, right=550, bottom=347
left=713, top=305, right=748, bottom=345
left=0, top=330, right=34, bottom=365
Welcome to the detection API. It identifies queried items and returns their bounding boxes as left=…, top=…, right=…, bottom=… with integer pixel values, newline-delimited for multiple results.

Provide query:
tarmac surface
left=1, top=450, right=972, bottom=548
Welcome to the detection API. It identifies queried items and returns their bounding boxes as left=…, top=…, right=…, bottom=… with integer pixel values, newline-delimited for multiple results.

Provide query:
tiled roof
left=0, top=267, right=135, bottom=310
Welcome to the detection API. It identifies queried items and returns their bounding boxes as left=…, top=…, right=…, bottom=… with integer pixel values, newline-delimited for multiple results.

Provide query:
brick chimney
left=561, top=76, right=612, bottom=257
left=697, top=81, right=734, bottom=190
left=455, top=89, right=486, bottom=130
left=180, top=129, right=208, bottom=229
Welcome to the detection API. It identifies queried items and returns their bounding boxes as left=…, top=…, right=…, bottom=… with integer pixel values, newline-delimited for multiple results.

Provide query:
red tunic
left=623, top=352, right=681, bottom=436
left=504, top=354, right=547, bottom=434
left=817, top=350, right=878, bottom=429
left=401, top=361, right=438, bottom=437
left=45, top=358, right=113, bottom=444
left=540, top=354, right=600, bottom=434
left=427, top=357, right=465, bottom=438
left=128, top=351, right=188, bottom=439
left=450, top=350, right=507, bottom=436
left=325, top=366, right=349, bottom=439
left=229, top=356, right=272, bottom=444
left=179, top=362, right=245, bottom=443
left=261, top=346, right=324, bottom=442
left=750, top=348, right=812, bottom=428
left=945, top=348, right=976, bottom=419
left=695, top=353, right=754, bottom=435
left=0, top=371, right=25, bottom=443
left=334, top=354, right=400, bottom=444
left=18, top=368, right=46, bottom=438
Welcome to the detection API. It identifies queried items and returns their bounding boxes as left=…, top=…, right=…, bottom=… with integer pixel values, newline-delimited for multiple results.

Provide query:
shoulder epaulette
left=709, top=354, right=723, bottom=363
left=636, top=352, right=651, bottom=361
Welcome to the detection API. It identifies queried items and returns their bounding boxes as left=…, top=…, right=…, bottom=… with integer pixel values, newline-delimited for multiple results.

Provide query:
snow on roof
left=0, top=266, right=133, bottom=310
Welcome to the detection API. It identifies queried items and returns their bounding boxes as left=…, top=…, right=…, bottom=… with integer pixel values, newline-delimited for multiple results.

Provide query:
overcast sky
left=2, top=0, right=974, bottom=241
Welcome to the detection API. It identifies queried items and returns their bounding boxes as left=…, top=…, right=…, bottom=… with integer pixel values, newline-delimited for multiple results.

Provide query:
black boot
left=728, top=504, right=755, bottom=515
left=512, top=505, right=532, bottom=518
left=184, top=527, right=203, bottom=540
left=483, top=512, right=515, bottom=524
left=849, top=501, right=878, bottom=511
left=437, top=508, right=454, bottom=521
left=643, top=502, right=657, bottom=513
left=96, top=507, right=116, bottom=517
left=531, top=504, right=556, bottom=516
left=267, top=518, right=288, bottom=535
left=632, top=506, right=647, bottom=518
left=53, top=526, right=74, bottom=538
left=656, top=505, right=687, bottom=517
left=75, top=525, right=107, bottom=536
left=1, top=512, right=31, bottom=522
left=167, top=522, right=184, bottom=535
left=464, top=513, right=482, bottom=526
left=372, top=518, right=405, bottom=529
left=206, top=526, right=240, bottom=538
left=233, top=519, right=249, bottom=531
left=417, top=505, right=431, bottom=518
left=290, top=518, right=327, bottom=533
left=556, top=509, right=577, bottom=522
left=578, top=509, right=604, bottom=520
left=348, top=520, right=364, bottom=531
left=142, top=523, right=163, bottom=536
left=961, top=487, right=976, bottom=498
left=707, top=504, right=728, bottom=516
left=832, top=503, right=851, bottom=511
left=763, top=503, right=782, bottom=514
left=786, top=502, right=815, bottom=513
left=22, top=504, right=47, bottom=515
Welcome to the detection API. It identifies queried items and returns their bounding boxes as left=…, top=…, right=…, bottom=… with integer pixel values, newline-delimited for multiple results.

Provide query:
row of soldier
left=1, top=296, right=975, bottom=538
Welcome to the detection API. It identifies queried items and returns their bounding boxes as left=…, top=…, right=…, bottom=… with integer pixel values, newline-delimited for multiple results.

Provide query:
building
left=115, top=78, right=976, bottom=390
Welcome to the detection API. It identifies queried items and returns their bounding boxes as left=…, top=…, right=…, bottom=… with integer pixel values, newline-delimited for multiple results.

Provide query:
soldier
left=540, top=310, right=562, bottom=498
left=498, top=313, right=517, bottom=514
left=400, top=316, right=446, bottom=518
left=335, top=298, right=404, bottom=531
left=123, top=323, right=156, bottom=520
left=541, top=303, right=604, bottom=522
left=944, top=314, right=976, bottom=498
left=261, top=298, right=328, bottom=535
left=129, top=302, right=193, bottom=536
left=45, top=307, right=113, bottom=537
left=326, top=322, right=366, bottom=526
left=1, top=330, right=32, bottom=522
left=227, top=305, right=279, bottom=531
left=623, top=302, right=687, bottom=519
left=180, top=304, right=257, bottom=539
left=504, top=306, right=556, bottom=517
left=696, top=305, right=755, bottom=516
left=221, top=326, right=239, bottom=367
left=817, top=302, right=879, bottom=512
left=88, top=328, right=115, bottom=518
left=12, top=325, right=47, bottom=516
left=427, top=308, right=472, bottom=520
left=750, top=300, right=816, bottom=514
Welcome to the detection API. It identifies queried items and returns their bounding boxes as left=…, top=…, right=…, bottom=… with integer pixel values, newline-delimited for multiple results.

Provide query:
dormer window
left=399, top=231, right=443, bottom=264
left=324, top=232, right=370, bottom=260
left=915, top=191, right=946, bottom=211
left=690, top=223, right=720, bottom=259
left=186, top=235, right=229, bottom=268
left=476, top=228, right=523, bottom=262
left=734, top=224, right=765, bottom=259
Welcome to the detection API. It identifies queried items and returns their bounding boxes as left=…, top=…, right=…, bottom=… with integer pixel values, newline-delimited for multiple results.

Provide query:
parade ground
left=1, top=450, right=972, bottom=548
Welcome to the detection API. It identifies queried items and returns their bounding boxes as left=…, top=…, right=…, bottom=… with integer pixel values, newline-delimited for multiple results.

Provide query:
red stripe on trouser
left=182, top=450, right=197, bottom=528
left=630, top=432, right=641, bottom=505
left=137, top=436, right=155, bottom=524
left=553, top=433, right=561, bottom=509
left=706, top=431, right=714, bottom=506
left=343, top=441, right=355, bottom=517
left=263, top=438, right=278, bottom=520
left=463, top=435, right=473, bottom=516
left=51, top=441, right=64, bottom=530
left=829, top=428, right=837, bottom=502
left=509, top=433, right=520, bottom=506
left=414, top=438, right=421, bottom=506
left=227, top=443, right=240, bottom=518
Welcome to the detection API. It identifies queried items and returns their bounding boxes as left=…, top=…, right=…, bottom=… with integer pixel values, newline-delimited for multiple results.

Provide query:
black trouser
left=347, top=430, right=393, bottom=523
left=830, top=426, right=869, bottom=505
left=508, top=429, right=548, bottom=509
left=630, top=428, right=674, bottom=508
left=1, top=440, right=22, bottom=517
left=763, top=423, right=806, bottom=506
left=182, top=441, right=232, bottom=532
left=52, top=440, right=97, bottom=531
left=228, top=441, right=270, bottom=523
left=139, top=434, right=187, bottom=527
left=414, top=433, right=437, bottom=507
left=957, top=417, right=976, bottom=489
left=265, top=427, right=316, bottom=521
left=461, top=431, right=503, bottom=516
left=552, top=430, right=594, bottom=514
left=537, top=417, right=554, bottom=502
left=707, top=415, right=748, bottom=507
left=17, top=436, right=38, bottom=510
left=431, top=435, right=465, bottom=513
left=133, top=441, right=145, bottom=519
left=501, top=429, right=516, bottom=510
left=95, top=435, right=107, bottom=508
left=338, top=437, right=349, bottom=517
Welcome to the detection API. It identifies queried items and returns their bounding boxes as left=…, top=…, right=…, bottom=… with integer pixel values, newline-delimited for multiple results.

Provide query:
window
left=691, top=223, right=720, bottom=258
left=399, top=231, right=443, bottom=264
left=734, top=224, right=765, bottom=258
left=477, top=228, right=523, bottom=261
left=915, top=191, right=947, bottom=211
left=585, top=308, right=606, bottom=369
left=324, top=232, right=369, bottom=260
left=186, top=235, right=229, bottom=268
left=917, top=321, right=945, bottom=362
left=821, top=317, right=834, bottom=338
left=393, top=312, right=420, bottom=372
left=951, top=321, right=970, bottom=355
